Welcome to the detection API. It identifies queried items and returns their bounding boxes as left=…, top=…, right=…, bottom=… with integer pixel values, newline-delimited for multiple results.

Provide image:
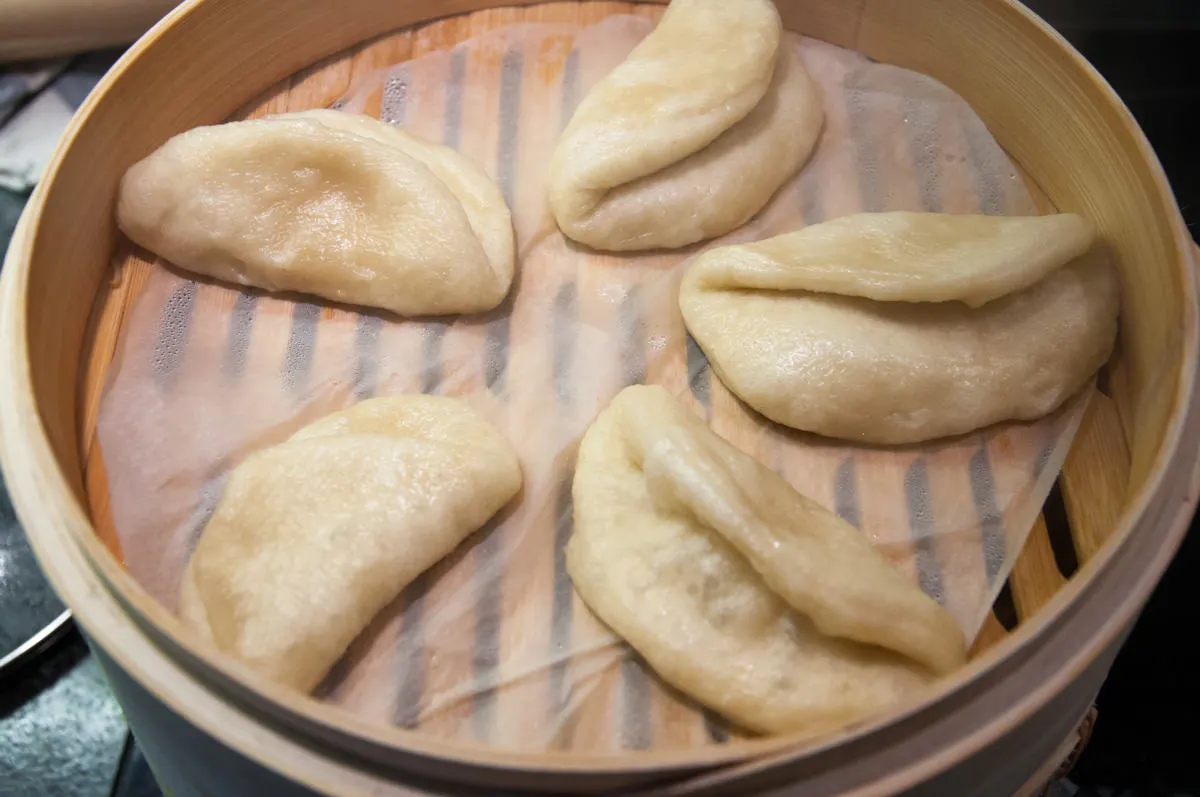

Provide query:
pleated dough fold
left=569, top=385, right=965, bottom=736
left=118, top=111, right=515, bottom=316
left=548, top=0, right=823, bottom=251
left=180, top=396, right=522, bottom=693
left=681, top=212, right=1120, bottom=444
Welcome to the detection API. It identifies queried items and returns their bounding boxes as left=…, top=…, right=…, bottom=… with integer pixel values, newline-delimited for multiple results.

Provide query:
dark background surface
left=1021, top=1, right=1200, bottom=793
left=1, top=1, right=1198, bottom=795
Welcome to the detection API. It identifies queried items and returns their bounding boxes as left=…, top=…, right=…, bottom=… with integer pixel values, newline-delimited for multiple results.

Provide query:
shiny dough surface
left=179, top=396, right=522, bottom=693
left=568, top=385, right=964, bottom=736
left=547, top=0, right=823, bottom=251
left=118, top=111, right=514, bottom=316
left=681, top=213, right=1120, bottom=444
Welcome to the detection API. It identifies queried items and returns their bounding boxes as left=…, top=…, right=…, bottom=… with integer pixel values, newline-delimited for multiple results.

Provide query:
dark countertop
left=1035, top=14, right=1199, bottom=796
left=1, top=3, right=1198, bottom=795
left=1, top=633, right=128, bottom=797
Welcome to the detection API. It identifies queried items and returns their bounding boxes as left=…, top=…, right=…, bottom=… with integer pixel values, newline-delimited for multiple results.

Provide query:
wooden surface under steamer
left=0, top=0, right=1195, bottom=794
left=0, top=0, right=178, bottom=62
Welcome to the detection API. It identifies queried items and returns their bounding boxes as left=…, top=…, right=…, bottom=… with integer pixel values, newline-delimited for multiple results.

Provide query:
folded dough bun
left=569, top=385, right=965, bottom=736
left=681, top=212, right=1119, bottom=444
left=283, top=109, right=514, bottom=286
left=180, top=395, right=522, bottom=693
left=547, top=0, right=824, bottom=252
left=118, top=111, right=515, bottom=316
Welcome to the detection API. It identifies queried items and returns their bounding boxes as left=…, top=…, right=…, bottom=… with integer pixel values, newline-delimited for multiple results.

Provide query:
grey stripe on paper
left=472, top=531, right=503, bottom=741
left=352, top=314, right=382, bottom=399
left=420, top=322, right=448, bottom=395
left=621, top=658, right=652, bottom=750
left=620, top=287, right=646, bottom=387
left=549, top=277, right=578, bottom=730
left=280, top=302, right=320, bottom=395
left=381, top=66, right=411, bottom=126
left=150, top=281, right=197, bottom=388
left=550, top=45, right=582, bottom=652
left=549, top=473, right=575, bottom=716
left=904, top=458, right=946, bottom=604
left=686, top=334, right=711, bottom=410
left=472, top=28, right=511, bottom=714
left=795, top=54, right=823, bottom=223
left=962, top=114, right=1006, bottom=216
left=1033, top=438, right=1055, bottom=481
left=560, top=48, right=581, bottom=129
left=455, top=49, right=515, bottom=743
left=969, top=443, right=1006, bottom=586
left=704, top=710, right=731, bottom=744
left=221, top=292, right=257, bottom=382
left=181, top=472, right=227, bottom=557
left=799, top=171, right=824, bottom=226
left=553, top=283, right=578, bottom=407
left=496, top=47, right=522, bottom=210
left=903, top=96, right=942, bottom=213
left=394, top=574, right=429, bottom=729
left=468, top=47, right=525, bottom=742
left=843, top=76, right=883, bottom=213
left=444, top=51, right=467, bottom=149
left=547, top=56, right=583, bottom=736
left=314, top=653, right=352, bottom=701
left=834, top=456, right=862, bottom=530
left=483, top=46, right=523, bottom=395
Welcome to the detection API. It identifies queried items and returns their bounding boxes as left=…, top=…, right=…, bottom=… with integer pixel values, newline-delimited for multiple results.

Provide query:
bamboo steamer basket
left=1, top=0, right=1197, bottom=794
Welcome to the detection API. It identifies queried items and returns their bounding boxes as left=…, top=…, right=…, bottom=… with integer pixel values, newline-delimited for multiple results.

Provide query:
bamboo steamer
left=1, top=0, right=1197, bottom=794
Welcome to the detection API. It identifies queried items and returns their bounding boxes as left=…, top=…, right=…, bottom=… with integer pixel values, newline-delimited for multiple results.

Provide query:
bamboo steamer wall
left=0, top=0, right=1197, bottom=795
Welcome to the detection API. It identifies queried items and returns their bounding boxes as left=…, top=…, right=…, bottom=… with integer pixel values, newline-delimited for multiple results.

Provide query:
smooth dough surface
left=118, top=111, right=514, bottom=315
left=282, top=109, right=514, bottom=280
left=547, top=0, right=823, bottom=251
left=685, top=212, right=1096, bottom=308
left=568, top=385, right=965, bottom=736
left=179, top=396, right=522, bottom=693
left=681, top=213, right=1120, bottom=444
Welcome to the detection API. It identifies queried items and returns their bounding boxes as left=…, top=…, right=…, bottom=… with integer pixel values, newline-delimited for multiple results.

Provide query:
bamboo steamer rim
left=0, top=0, right=1197, bottom=791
